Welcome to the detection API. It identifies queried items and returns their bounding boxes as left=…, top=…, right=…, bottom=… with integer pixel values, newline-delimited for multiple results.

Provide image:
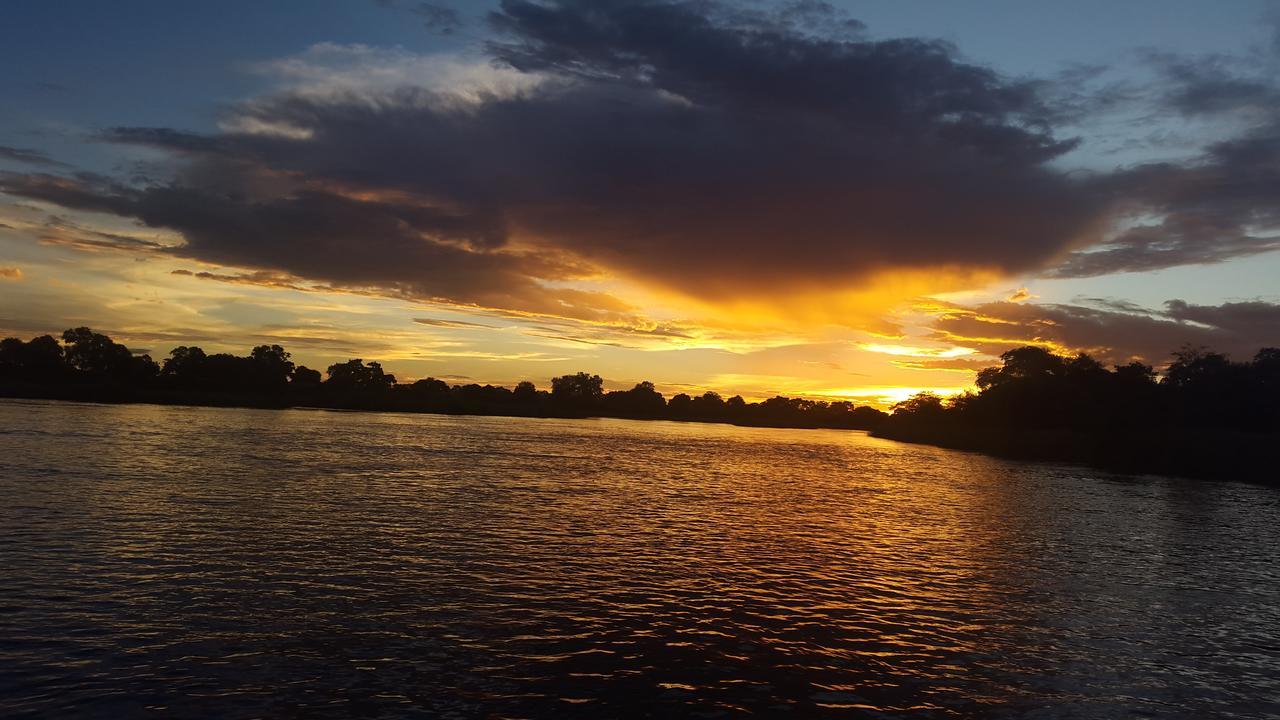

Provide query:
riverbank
left=873, top=423, right=1280, bottom=485
left=10, top=385, right=1278, bottom=485
left=0, top=383, right=885, bottom=433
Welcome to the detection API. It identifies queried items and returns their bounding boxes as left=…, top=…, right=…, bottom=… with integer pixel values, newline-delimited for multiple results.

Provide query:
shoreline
left=5, top=386, right=1274, bottom=486
left=873, top=424, right=1280, bottom=486
left=0, top=386, right=881, bottom=434
left=9, top=392, right=1278, bottom=488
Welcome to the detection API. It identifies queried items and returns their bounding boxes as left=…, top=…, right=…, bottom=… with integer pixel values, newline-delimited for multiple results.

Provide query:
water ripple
left=1, top=399, right=1278, bottom=718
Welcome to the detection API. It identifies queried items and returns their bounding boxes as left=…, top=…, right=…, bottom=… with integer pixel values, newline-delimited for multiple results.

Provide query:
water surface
left=2, top=399, right=1278, bottom=718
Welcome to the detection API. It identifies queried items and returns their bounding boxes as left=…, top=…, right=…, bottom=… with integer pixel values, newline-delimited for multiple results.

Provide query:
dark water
left=2, top=399, right=1279, bottom=719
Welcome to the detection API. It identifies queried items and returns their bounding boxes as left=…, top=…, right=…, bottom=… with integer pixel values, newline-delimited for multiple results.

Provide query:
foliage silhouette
left=7, top=328, right=1278, bottom=479
left=879, top=345, right=1280, bottom=483
left=601, top=381, right=667, bottom=419
left=550, top=371, right=604, bottom=413
left=63, top=327, right=158, bottom=384
left=0, top=328, right=887, bottom=432
left=326, top=359, right=396, bottom=392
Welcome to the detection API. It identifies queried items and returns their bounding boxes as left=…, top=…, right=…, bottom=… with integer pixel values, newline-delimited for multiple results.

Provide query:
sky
left=2, top=0, right=1280, bottom=407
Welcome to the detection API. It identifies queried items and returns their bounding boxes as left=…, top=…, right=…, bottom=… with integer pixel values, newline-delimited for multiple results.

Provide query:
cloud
left=1145, top=50, right=1279, bottom=120
left=1007, top=287, right=1034, bottom=303
left=240, top=42, right=547, bottom=107
left=926, top=297, right=1280, bottom=365
left=1046, top=41, right=1280, bottom=277
left=3, top=0, right=1279, bottom=331
left=0, top=172, right=636, bottom=323
left=37, top=214, right=169, bottom=254
left=0, top=0, right=1111, bottom=320
left=513, top=314, right=702, bottom=351
left=859, top=343, right=975, bottom=359
left=413, top=316, right=500, bottom=329
left=170, top=268, right=307, bottom=291
left=890, top=357, right=999, bottom=373
left=1162, top=298, right=1280, bottom=340
left=413, top=3, right=463, bottom=34
left=1073, top=296, right=1151, bottom=314
left=0, top=266, right=22, bottom=280
left=373, top=1, right=466, bottom=36
left=474, top=0, right=1100, bottom=292
left=0, top=146, right=69, bottom=168
left=1048, top=135, right=1280, bottom=277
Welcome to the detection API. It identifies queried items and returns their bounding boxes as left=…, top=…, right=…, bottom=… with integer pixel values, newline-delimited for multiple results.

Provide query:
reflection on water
left=1, top=399, right=1278, bottom=718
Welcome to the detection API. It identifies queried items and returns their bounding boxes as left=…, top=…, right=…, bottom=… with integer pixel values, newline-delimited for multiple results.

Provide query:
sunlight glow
left=859, top=344, right=977, bottom=359
left=820, top=385, right=972, bottom=408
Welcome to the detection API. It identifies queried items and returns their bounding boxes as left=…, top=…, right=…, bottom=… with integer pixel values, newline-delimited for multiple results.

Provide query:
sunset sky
left=3, top=0, right=1279, bottom=406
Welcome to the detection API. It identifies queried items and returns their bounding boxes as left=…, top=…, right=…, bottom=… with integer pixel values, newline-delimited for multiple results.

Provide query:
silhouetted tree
left=513, top=380, right=538, bottom=402
left=1164, top=346, right=1233, bottom=389
left=602, top=380, right=666, bottom=418
left=667, top=392, right=693, bottom=417
left=1254, top=347, right=1280, bottom=373
left=62, top=327, right=156, bottom=384
left=876, top=343, right=1280, bottom=481
left=689, top=391, right=726, bottom=419
left=291, top=365, right=323, bottom=389
left=0, top=338, right=20, bottom=378
left=1254, top=348, right=1280, bottom=427
left=250, top=344, right=295, bottom=390
left=0, top=335, right=66, bottom=382
left=550, top=372, right=602, bottom=412
left=1114, top=361, right=1156, bottom=384
left=162, top=345, right=208, bottom=384
left=891, top=392, right=946, bottom=422
left=976, top=346, right=1063, bottom=390
left=326, top=359, right=395, bottom=391
left=0, top=329, right=931, bottom=436
left=410, top=377, right=450, bottom=395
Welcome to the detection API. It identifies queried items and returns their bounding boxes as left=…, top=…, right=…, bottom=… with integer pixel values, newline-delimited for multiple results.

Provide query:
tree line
left=879, top=345, right=1280, bottom=482
left=0, top=328, right=888, bottom=430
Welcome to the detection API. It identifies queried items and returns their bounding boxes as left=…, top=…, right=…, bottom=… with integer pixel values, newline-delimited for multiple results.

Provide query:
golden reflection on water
left=2, top=399, right=1279, bottom=719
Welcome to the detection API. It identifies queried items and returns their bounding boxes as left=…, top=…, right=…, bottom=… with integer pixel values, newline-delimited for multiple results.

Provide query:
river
left=1, top=399, right=1278, bottom=718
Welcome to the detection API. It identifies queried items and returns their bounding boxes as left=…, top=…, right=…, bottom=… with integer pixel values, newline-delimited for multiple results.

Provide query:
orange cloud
left=1007, top=287, right=1036, bottom=303
left=859, top=343, right=976, bottom=359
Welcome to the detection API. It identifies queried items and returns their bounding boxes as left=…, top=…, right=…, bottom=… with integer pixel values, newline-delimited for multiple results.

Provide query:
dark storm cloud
left=0, top=172, right=629, bottom=321
left=930, top=298, right=1280, bottom=365
left=0, top=145, right=69, bottom=168
left=1162, top=299, right=1280, bottom=339
left=0, top=172, right=134, bottom=216
left=4, top=0, right=1278, bottom=318
left=3, top=0, right=1111, bottom=306
left=1049, top=131, right=1280, bottom=277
